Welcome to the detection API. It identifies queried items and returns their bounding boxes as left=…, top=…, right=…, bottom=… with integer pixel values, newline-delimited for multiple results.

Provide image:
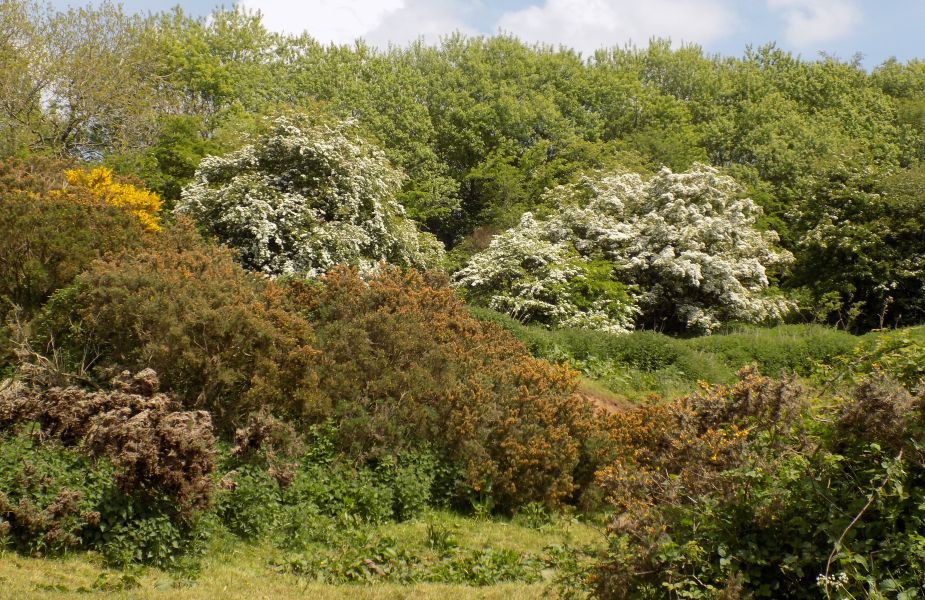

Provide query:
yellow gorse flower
left=60, top=167, right=163, bottom=232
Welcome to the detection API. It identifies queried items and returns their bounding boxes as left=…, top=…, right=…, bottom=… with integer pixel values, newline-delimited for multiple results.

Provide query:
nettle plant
left=456, top=165, right=793, bottom=333
left=176, top=115, right=444, bottom=277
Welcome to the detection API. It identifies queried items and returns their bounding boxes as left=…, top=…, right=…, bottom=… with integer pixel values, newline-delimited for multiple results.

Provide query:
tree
left=0, top=0, right=160, bottom=157
left=176, top=115, right=445, bottom=277
left=456, top=165, right=793, bottom=333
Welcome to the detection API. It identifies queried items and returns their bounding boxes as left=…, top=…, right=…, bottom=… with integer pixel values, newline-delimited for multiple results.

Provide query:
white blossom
left=177, top=115, right=444, bottom=277
left=456, top=164, right=794, bottom=333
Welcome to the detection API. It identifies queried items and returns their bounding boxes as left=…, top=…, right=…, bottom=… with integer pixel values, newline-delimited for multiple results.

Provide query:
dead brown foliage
left=0, top=369, right=214, bottom=513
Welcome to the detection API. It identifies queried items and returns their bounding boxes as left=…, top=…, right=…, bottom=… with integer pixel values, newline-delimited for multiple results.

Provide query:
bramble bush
left=588, top=367, right=925, bottom=599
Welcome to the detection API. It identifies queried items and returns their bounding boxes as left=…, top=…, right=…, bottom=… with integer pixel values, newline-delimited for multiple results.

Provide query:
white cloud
left=237, top=0, right=475, bottom=46
left=495, top=0, right=738, bottom=55
left=767, top=0, right=861, bottom=47
left=364, top=0, right=479, bottom=47
left=238, top=0, right=403, bottom=43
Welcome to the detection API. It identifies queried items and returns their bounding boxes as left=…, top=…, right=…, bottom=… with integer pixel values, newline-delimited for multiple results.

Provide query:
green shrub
left=0, top=158, right=150, bottom=320
left=0, top=430, right=111, bottom=556
left=687, top=323, right=858, bottom=376
left=374, top=450, right=439, bottom=521
left=214, top=463, right=281, bottom=540
left=34, top=220, right=320, bottom=433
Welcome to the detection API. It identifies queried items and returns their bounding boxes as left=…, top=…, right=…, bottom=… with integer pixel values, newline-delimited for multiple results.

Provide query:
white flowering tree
left=456, top=164, right=794, bottom=333
left=454, top=213, right=638, bottom=333
left=176, top=115, right=444, bottom=277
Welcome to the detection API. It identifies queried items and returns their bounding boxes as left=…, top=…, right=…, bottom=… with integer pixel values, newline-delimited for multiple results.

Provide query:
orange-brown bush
left=296, top=266, right=608, bottom=510
left=35, top=220, right=320, bottom=432
left=0, top=369, right=214, bottom=513
left=598, top=366, right=807, bottom=515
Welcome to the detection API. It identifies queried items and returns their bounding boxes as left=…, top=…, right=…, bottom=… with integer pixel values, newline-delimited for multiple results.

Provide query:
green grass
left=469, top=307, right=878, bottom=401
left=0, top=510, right=605, bottom=600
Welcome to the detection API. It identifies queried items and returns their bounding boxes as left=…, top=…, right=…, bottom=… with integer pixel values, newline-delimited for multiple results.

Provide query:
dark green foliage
left=214, top=463, right=281, bottom=540
left=34, top=220, right=320, bottom=433
left=473, top=307, right=863, bottom=398
left=0, top=158, right=148, bottom=317
left=0, top=429, right=206, bottom=570
left=686, top=324, right=859, bottom=376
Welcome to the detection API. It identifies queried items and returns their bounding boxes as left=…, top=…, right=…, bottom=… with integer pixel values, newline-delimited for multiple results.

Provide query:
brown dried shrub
left=231, top=412, right=302, bottom=487
left=0, top=369, right=214, bottom=512
left=836, top=372, right=918, bottom=454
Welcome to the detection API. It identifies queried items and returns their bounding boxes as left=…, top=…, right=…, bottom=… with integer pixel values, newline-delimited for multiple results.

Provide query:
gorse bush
left=35, top=220, right=320, bottom=432
left=0, top=160, right=149, bottom=319
left=300, top=266, right=610, bottom=511
left=56, top=166, right=163, bottom=232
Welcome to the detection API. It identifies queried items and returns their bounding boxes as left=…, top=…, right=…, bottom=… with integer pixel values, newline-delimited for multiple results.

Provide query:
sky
left=49, top=0, right=925, bottom=67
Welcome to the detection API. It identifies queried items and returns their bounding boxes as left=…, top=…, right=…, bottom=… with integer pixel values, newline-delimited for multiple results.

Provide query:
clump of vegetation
left=0, top=369, right=215, bottom=513
left=0, top=158, right=150, bottom=319
left=590, top=367, right=925, bottom=599
left=34, top=220, right=320, bottom=432
left=456, top=165, right=793, bottom=333
left=298, top=265, right=611, bottom=511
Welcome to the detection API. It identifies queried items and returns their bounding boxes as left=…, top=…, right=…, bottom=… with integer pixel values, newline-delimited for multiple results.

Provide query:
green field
left=0, top=510, right=604, bottom=600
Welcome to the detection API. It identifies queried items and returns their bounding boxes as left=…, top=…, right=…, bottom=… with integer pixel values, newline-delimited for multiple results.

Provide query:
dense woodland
left=2, top=2, right=925, bottom=598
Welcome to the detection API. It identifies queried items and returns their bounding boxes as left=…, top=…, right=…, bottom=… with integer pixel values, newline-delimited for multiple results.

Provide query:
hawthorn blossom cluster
left=456, top=165, right=794, bottom=333
left=177, top=116, right=444, bottom=277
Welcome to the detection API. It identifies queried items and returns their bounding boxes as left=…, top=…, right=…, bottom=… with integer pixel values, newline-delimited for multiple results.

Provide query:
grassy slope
left=470, top=307, right=870, bottom=401
left=0, top=511, right=605, bottom=600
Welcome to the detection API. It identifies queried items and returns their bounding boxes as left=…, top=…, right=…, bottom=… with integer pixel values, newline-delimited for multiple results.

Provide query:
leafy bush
left=588, top=367, right=925, bottom=599
left=0, top=431, right=110, bottom=556
left=825, top=327, right=925, bottom=393
left=0, top=161, right=149, bottom=319
left=176, top=114, right=444, bottom=277
left=214, top=463, right=281, bottom=540
left=0, top=428, right=206, bottom=570
left=35, top=220, right=320, bottom=432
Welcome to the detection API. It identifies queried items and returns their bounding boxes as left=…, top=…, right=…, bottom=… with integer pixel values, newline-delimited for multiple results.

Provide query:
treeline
left=3, top=1, right=924, bottom=331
